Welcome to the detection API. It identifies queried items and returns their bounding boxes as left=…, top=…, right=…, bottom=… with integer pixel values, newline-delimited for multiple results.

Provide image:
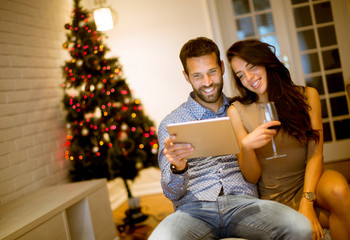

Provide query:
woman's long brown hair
left=226, top=39, right=319, bottom=144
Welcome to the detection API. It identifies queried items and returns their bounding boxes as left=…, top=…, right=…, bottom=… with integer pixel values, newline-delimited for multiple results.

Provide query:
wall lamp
left=93, top=0, right=116, bottom=31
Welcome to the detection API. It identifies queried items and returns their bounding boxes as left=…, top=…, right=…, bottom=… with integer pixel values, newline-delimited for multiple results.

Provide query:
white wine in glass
left=258, top=102, right=287, bottom=160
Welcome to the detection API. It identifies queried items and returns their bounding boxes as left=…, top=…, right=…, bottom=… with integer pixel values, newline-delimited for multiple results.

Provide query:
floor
left=113, top=193, right=173, bottom=240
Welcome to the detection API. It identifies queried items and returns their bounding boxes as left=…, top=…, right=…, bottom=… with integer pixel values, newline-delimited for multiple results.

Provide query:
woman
left=226, top=39, right=350, bottom=240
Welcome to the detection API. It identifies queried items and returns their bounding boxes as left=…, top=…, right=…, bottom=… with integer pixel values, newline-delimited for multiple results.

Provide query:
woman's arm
left=298, top=87, right=324, bottom=239
left=302, top=87, right=324, bottom=196
left=227, top=104, right=279, bottom=183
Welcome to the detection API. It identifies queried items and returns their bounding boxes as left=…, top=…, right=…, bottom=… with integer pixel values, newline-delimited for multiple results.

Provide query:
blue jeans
left=149, top=195, right=312, bottom=240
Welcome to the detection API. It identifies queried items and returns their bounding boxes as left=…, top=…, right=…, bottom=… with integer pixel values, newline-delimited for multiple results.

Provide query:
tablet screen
left=166, top=117, right=239, bottom=158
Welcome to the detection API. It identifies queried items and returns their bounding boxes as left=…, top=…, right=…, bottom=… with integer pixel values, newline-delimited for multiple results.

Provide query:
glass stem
left=271, top=137, right=278, bottom=156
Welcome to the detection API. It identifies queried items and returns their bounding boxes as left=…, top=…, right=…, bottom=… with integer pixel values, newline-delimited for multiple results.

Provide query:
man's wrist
left=170, top=161, right=188, bottom=174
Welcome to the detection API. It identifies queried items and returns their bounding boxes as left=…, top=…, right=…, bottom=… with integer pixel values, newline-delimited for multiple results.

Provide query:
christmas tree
left=61, top=0, right=159, bottom=199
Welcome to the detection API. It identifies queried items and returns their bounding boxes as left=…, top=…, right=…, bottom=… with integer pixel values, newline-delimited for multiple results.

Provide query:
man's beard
left=194, top=83, right=223, bottom=104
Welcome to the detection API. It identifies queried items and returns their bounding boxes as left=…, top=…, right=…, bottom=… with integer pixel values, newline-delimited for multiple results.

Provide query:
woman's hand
left=299, top=199, right=324, bottom=240
left=241, top=120, right=280, bottom=150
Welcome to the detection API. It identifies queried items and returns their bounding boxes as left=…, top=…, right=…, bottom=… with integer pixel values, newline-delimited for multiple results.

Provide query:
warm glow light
left=93, top=8, right=114, bottom=31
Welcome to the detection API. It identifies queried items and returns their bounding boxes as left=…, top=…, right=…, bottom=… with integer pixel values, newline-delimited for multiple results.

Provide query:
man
left=149, top=37, right=312, bottom=240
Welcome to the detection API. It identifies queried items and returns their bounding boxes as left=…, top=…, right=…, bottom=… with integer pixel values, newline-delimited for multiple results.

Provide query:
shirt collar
left=186, top=91, right=230, bottom=119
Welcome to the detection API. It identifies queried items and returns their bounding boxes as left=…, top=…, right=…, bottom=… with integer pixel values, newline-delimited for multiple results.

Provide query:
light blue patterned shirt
left=158, top=92, right=258, bottom=209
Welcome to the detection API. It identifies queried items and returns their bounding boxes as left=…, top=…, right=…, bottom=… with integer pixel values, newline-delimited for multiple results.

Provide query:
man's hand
left=163, top=135, right=193, bottom=171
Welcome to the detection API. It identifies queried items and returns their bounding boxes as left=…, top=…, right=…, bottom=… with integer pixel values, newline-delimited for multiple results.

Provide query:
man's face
left=183, top=52, right=224, bottom=108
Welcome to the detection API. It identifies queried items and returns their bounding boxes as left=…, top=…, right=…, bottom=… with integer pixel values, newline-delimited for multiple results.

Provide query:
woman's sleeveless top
left=232, top=101, right=307, bottom=210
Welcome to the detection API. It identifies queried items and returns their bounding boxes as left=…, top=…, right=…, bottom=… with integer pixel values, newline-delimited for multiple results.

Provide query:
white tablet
left=166, top=117, right=240, bottom=158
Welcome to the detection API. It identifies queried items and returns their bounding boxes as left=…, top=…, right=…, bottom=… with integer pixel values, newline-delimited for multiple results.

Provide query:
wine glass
left=258, top=102, right=287, bottom=160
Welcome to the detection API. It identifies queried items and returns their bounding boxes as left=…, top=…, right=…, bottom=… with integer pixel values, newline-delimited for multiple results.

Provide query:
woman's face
left=230, top=56, right=268, bottom=101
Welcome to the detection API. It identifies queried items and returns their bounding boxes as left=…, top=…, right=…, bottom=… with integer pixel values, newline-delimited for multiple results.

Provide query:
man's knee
left=289, top=220, right=313, bottom=239
left=280, top=212, right=313, bottom=239
left=268, top=202, right=313, bottom=239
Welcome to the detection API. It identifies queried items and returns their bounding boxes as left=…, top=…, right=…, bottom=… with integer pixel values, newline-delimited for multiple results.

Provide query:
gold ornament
left=92, top=146, right=99, bottom=153
left=103, top=133, right=110, bottom=142
left=76, top=59, right=83, bottom=67
left=136, top=161, right=143, bottom=170
left=78, top=21, right=86, bottom=28
left=81, top=127, right=89, bottom=136
left=151, top=147, right=158, bottom=154
left=62, top=42, right=69, bottom=49
left=96, top=82, right=104, bottom=90
left=113, top=102, right=122, bottom=108
left=118, top=131, right=128, bottom=141
left=121, top=123, right=129, bottom=131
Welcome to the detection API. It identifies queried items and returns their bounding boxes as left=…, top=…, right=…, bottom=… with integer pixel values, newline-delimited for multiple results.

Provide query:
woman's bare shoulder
left=305, top=86, right=320, bottom=103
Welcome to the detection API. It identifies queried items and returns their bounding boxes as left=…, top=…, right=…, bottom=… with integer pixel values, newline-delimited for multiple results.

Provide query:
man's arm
left=157, top=120, right=193, bottom=201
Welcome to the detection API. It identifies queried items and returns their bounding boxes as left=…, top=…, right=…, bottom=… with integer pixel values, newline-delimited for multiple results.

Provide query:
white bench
left=0, top=179, right=117, bottom=240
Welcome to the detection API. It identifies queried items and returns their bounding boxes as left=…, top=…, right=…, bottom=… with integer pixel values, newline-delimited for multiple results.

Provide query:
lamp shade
left=93, top=7, right=114, bottom=31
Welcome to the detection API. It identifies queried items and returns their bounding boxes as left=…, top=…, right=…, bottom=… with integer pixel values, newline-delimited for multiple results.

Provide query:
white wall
left=0, top=0, right=72, bottom=205
left=91, top=0, right=232, bottom=128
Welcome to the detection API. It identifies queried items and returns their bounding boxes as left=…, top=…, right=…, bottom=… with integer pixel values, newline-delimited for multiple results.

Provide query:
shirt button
left=219, top=179, right=223, bottom=183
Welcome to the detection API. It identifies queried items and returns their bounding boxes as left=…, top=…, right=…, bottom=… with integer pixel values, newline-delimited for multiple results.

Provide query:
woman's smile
left=252, top=79, right=261, bottom=88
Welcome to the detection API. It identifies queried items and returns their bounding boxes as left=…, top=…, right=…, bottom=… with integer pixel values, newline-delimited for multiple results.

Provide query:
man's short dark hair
left=179, top=37, right=221, bottom=75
